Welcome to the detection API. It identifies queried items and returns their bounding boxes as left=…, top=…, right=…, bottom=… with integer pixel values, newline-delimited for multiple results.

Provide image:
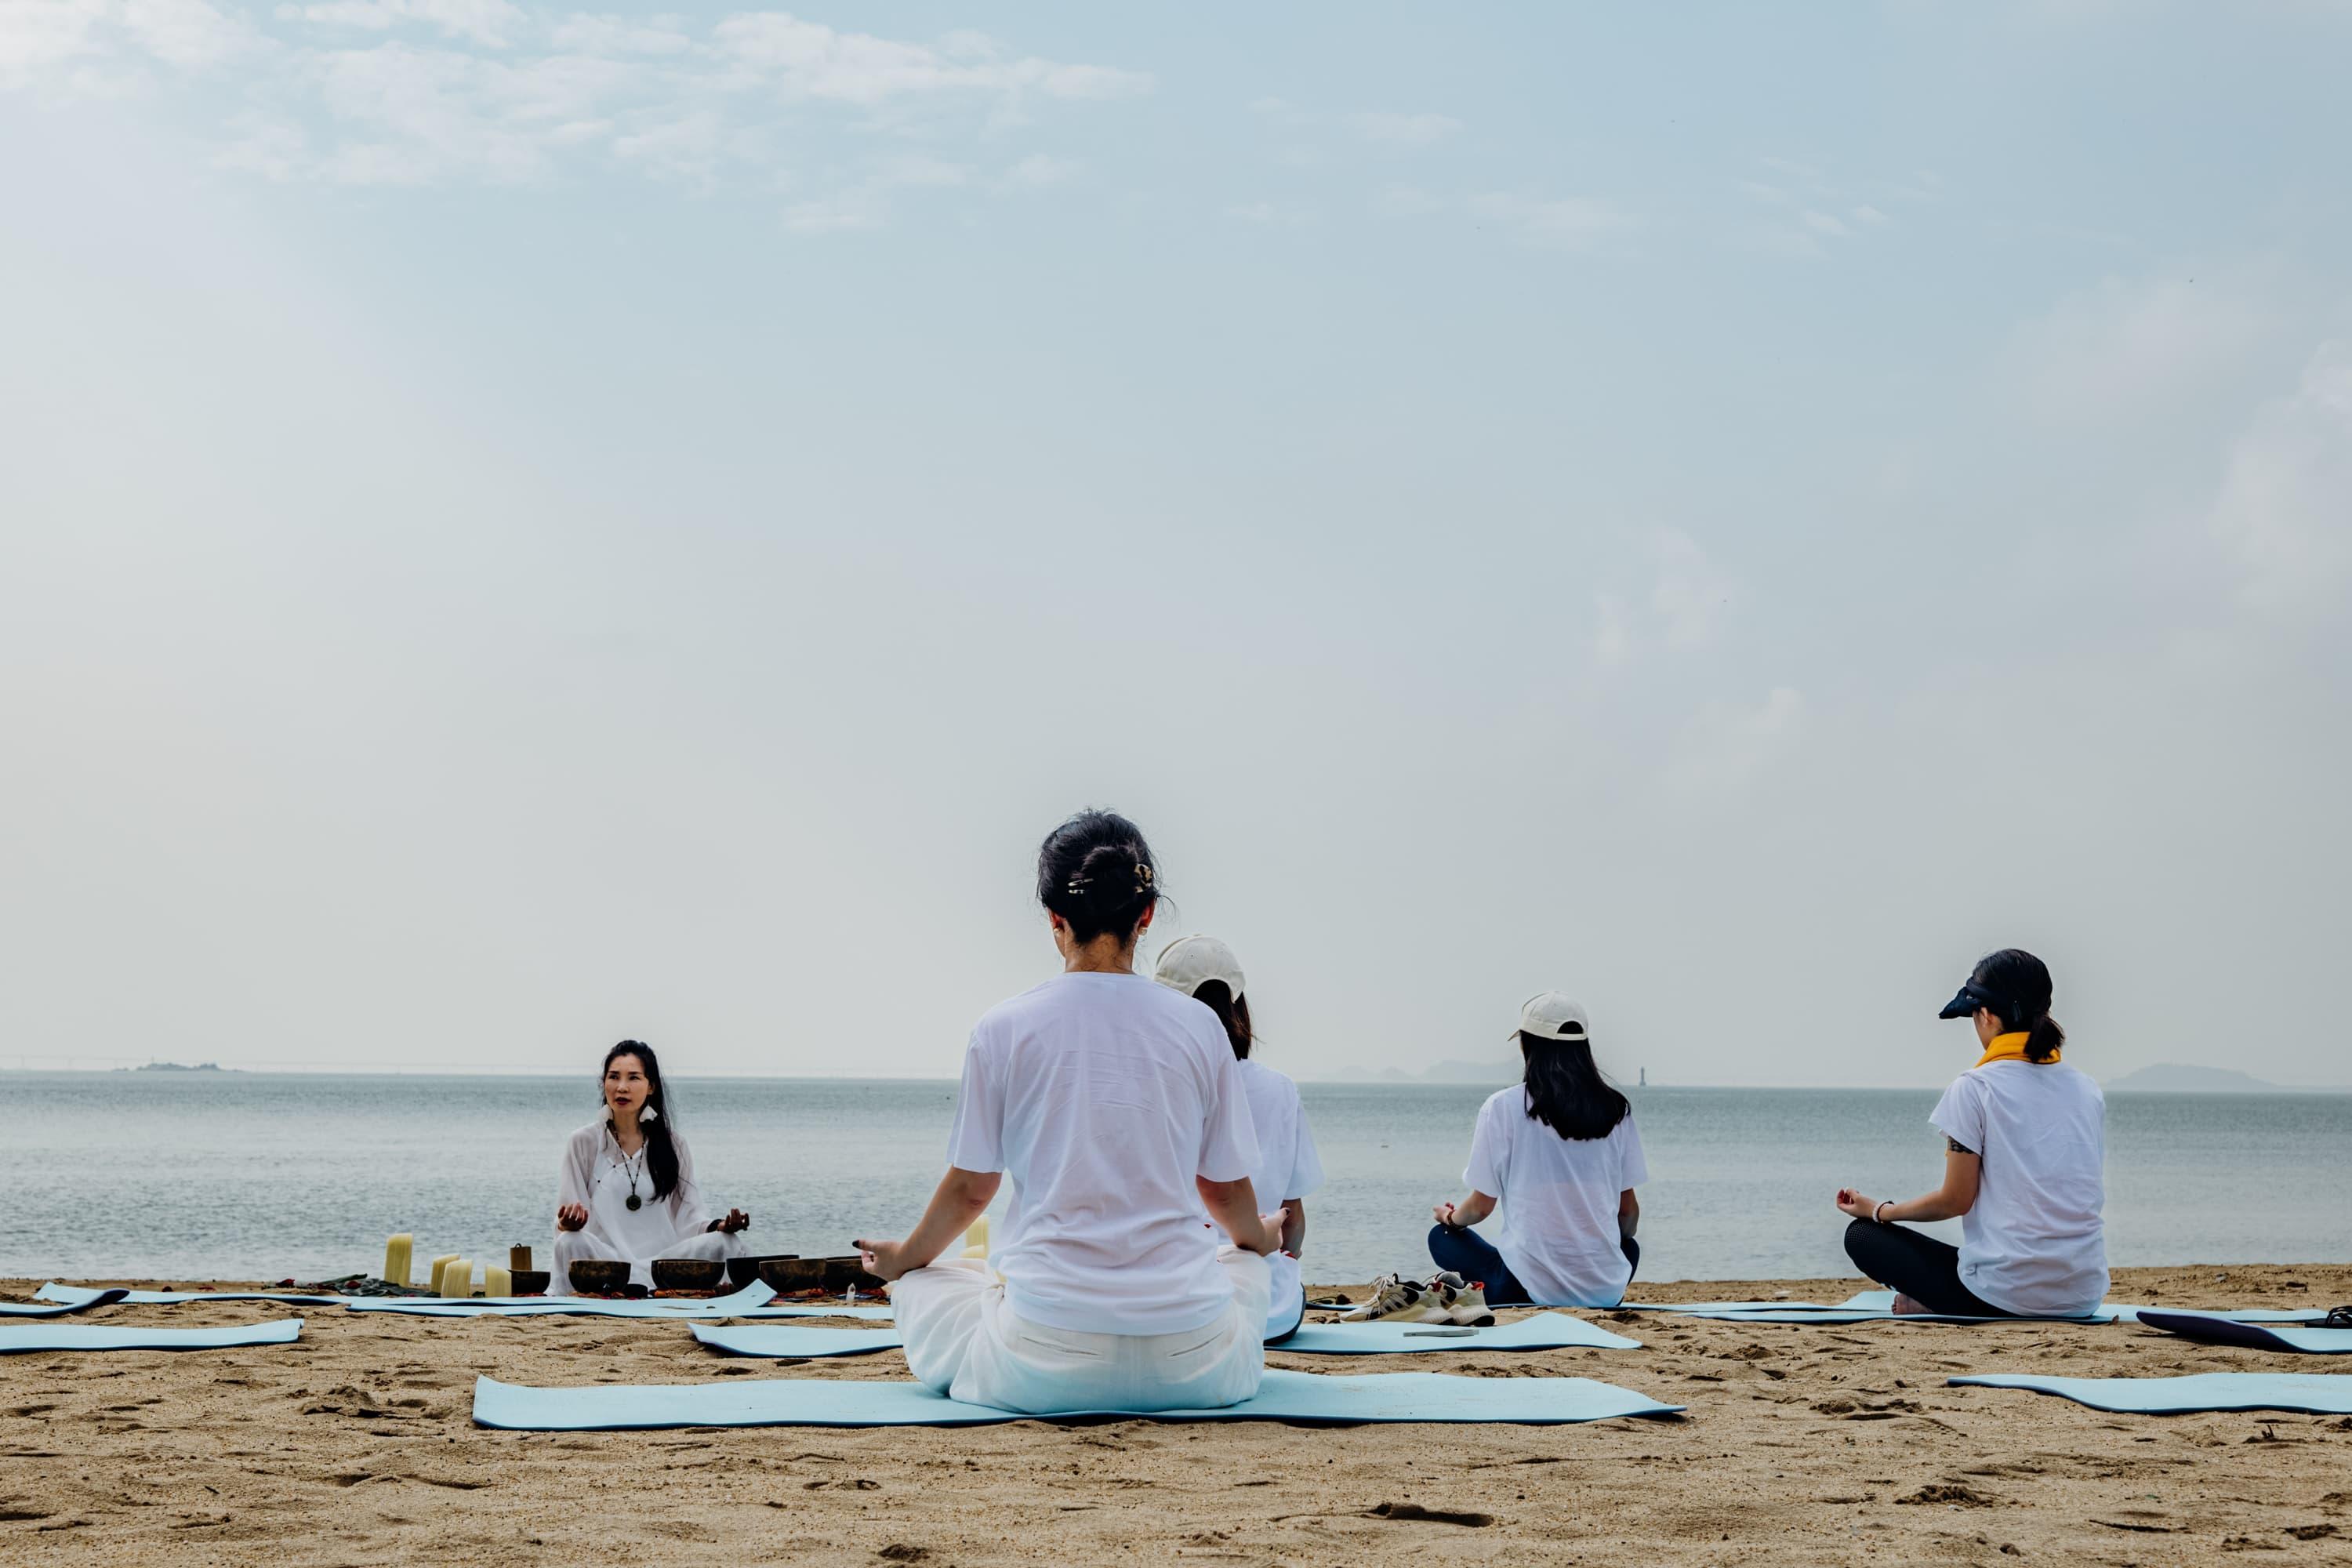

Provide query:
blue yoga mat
left=691, top=1323, right=905, bottom=1358
left=0, top=1319, right=303, bottom=1355
left=39, top=1283, right=348, bottom=1306
left=1626, top=1290, right=2125, bottom=1325
left=1951, top=1370, right=2352, bottom=1415
left=0, top=1289, right=129, bottom=1317
left=2136, top=1310, right=2352, bottom=1355
left=473, top=1367, right=1681, bottom=1430
left=688, top=1310, right=1642, bottom=1362
left=344, top=1281, right=893, bottom=1320
left=1279, top=1312, right=1640, bottom=1353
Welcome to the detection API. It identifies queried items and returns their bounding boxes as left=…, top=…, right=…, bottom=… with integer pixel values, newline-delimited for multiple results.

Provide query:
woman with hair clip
left=1835, top=949, right=2107, bottom=1316
left=854, top=811, right=1283, bottom=1414
left=1425, top=993, right=1648, bottom=1309
left=553, top=1040, right=751, bottom=1292
left=1152, top=935, right=1325, bottom=1344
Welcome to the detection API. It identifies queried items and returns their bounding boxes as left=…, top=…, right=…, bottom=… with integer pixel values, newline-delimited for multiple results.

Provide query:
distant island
left=122, top=1061, right=234, bottom=1073
left=2104, top=1062, right=2343, bottom=1094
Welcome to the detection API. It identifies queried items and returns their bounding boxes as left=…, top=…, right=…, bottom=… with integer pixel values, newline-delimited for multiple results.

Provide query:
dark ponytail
left=1520, top=1033, right=1630, bottom=1141
left=1037, top=809, right=1160, bottom=946
left=601, top=1040, right=681, bottom=1201
left=1968, top=949, right=2065, bottom=1063
left=1192, top=980, right=1253, bottom=1060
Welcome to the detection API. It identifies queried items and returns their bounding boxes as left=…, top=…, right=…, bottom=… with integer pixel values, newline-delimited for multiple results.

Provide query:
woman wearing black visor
left=1832, top=949, right=2107, bottom=1317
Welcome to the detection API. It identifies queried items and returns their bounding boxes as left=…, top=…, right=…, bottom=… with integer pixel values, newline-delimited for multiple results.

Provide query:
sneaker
left=1341, top=1274, right=1446, bottom=1323
left=1445, top=1279, right=1496, bottom=1328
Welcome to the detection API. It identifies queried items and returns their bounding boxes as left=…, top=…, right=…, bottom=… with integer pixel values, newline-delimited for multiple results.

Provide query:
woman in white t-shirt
left=855, top=811, right=1284, bottom=1414
left=1428, top=993, right=1647, bottom=1308
left=1835, top=949, right=2107, bottom=1317
left=1152, top=935, right=1326, bottom=1344
left=553, top=1041, right=751, bottom=1293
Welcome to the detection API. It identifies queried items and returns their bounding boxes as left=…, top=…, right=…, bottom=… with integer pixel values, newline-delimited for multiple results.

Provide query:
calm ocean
left=6, top=1073, right=2347, bottom=1286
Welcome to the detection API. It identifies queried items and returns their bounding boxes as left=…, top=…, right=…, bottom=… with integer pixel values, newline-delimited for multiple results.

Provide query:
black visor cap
left=1939, top=983, right=1994, bottom=1021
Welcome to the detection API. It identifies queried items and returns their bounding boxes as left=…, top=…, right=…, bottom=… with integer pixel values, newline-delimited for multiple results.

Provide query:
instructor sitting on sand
left=855, top=810, right=1283, bottom=1414
left=1835, top=949, right=2107, bottom=1317
left=554, top=1041, right=750, bottom=1292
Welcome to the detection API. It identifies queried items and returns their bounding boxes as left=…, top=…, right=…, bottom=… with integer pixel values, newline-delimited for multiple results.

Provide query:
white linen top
left=946, top=971, right=1261, bottom=1336
left=554, top=1119, right=714, bottom=1262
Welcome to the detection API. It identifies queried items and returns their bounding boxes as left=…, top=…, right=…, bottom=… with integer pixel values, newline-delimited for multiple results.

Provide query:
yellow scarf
left=1975, top=1031, right=2056, bottom=1067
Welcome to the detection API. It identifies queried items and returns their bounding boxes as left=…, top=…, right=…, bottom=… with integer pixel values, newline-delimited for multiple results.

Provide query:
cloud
left=1347, top=110, right=1459, bottom=146
left=2208, top=339, right=2352, bottom=615
left=1590, top=528, right=1740, bottom=667
left=2009, top=271, right=2273, bottom=427
left=1466, top=191, right=1635, bottom=252
left=1667, top=686, right=1805, bottom=798
left=1, top=4, right=1147, bottom=209
left=711, top=13, right=1149, bottom=105
left=4, top=0, right=256, bottom=78
left=279, top=0, right=527, bottom=48
left=1649, top=528, right=1735, bottom=650
left=1224, top=198, right=1312, bottom=226
left=997, top=152, right=1076, bottom=189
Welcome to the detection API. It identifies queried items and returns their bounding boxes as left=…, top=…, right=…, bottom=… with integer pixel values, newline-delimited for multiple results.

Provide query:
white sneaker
left=1341, top=1274, right=1449, bottom=1323
left=1445, top=1279, right=1496, bottom=1328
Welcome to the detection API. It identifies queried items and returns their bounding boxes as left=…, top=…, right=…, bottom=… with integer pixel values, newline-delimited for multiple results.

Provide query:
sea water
left=5, top=1073, right=2347, bottom=1286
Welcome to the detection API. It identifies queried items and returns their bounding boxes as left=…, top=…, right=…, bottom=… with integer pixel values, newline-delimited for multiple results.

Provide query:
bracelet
left=1872, top=1200, right=1891, bottom=1224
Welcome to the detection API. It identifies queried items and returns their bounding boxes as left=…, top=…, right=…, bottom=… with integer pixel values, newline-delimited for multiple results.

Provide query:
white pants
left=551, top=1227, right=740, bottom=1291
left=892, top=1250, right=1270, bottom=1415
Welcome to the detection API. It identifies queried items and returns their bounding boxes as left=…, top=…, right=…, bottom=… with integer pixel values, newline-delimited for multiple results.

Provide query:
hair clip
left=1136, top=864, right=1154, bottom=886
left=1065, top=876, right=1091, bottom=895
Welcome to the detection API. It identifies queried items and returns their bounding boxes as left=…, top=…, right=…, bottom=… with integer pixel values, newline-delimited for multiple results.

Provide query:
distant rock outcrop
left=2104, top=1062, right=2339, bottom=1094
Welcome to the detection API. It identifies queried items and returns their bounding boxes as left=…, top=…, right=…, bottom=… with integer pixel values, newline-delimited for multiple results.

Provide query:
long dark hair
left=601, top=1040, right=680, bottom=1201
left=1521, top=1033, right=1630, bottom=1141
left=1969, top=949, right=2066, bottom=1063
left=1037, top=809, right=1160, bottom=946
left=1192, top=979, right=1254, bottom=1060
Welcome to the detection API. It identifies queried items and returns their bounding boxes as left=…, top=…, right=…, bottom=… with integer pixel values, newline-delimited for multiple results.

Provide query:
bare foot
left=1890, top=1294, right=1930, bottom=1315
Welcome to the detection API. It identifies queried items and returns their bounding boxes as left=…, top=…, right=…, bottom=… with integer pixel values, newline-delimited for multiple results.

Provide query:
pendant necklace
left=612, top=1132, right=647, bottom=1211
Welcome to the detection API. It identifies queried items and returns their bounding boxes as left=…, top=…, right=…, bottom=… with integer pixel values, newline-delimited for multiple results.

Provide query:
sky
left=2, top=2, right=2347, bottom=1087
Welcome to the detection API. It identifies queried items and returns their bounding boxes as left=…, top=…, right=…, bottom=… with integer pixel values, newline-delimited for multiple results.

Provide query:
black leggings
left=1428, top=1224, right=1640, bottom=1308
left=1841, top=1219, right=2013, bottom=1317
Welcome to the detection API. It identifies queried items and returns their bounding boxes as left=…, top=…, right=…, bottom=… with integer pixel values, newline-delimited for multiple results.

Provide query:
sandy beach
left=4, top=1264, right=2348, bottom=1565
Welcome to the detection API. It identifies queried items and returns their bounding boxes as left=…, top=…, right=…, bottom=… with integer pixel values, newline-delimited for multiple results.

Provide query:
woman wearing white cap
left=853, top=811, right=1283, bottom=1415
left=1152, top=935, right=1326, bottom=1343
left=1428, top=994, right=1647, bottom=1308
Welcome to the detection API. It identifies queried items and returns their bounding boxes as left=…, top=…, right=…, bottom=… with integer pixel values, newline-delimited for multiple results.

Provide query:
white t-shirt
left=1930, top=1061, right=2107, bottom=1316
left=1201, top=1058, right=1325, bottom=1337
left=946, top=971, right=1262, bottom=1336
left=1463, top=1087, right=1647, bottom=1308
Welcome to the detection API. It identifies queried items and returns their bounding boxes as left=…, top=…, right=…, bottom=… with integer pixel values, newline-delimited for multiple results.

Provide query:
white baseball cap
left=1152, top=935, right=1246, bottom=998
left=1512, top=991, right=1590, bottom=1044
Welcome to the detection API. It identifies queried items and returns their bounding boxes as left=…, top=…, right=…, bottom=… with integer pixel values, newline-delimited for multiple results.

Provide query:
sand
left=5, top=1263, right=2350, bottom=1566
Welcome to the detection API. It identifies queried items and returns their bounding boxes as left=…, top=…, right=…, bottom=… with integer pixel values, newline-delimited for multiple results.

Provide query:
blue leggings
left=1427, top=1225, right=1640, bottom=1308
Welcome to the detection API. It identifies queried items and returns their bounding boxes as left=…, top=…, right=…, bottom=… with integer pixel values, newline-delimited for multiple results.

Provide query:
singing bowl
left=507, top=1269, right=550, bottom=1297
left=566, top=1259, right=630, bottom=1295
left=727, top=1253, right=798, bottom=1290
left=651, top=1258, right=726, bottom=1292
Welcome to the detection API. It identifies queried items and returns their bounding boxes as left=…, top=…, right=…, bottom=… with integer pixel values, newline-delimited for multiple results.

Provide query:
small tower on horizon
left=1639, top=1066, right=1646, bottom=1087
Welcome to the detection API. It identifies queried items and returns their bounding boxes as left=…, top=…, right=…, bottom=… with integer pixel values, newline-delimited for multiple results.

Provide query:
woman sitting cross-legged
left=1835, top=948, right=2106, bottom=1318
left=1152, top=934, right=1325, bottom=1345
left=855, top=810, right=1283, bottom=1414
left=1426, top=993, right=1646, bottom=1309
left=553, top=1040, right=750, bottom=1293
